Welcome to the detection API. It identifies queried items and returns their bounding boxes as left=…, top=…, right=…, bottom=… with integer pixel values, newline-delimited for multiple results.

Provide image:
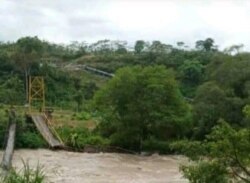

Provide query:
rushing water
left=1, top=149, right=187, bottom=183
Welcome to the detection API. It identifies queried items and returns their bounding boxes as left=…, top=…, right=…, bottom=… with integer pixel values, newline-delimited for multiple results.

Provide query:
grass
left=0, top=104, right=98, bottom=130
left=52, top=110, right=98, bottom=130
left=0, top=160, right=45, bottom=183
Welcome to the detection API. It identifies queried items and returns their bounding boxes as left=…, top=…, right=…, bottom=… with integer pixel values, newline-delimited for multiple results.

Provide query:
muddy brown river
left=1, top=149, right=187, bottom=183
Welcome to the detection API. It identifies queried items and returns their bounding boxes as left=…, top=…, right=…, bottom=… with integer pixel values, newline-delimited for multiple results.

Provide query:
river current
left=1, top=149, right=187, bottom=183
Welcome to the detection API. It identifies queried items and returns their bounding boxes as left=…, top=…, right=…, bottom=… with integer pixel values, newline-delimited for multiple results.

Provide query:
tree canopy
left=94, top=66, right=191, bottom=150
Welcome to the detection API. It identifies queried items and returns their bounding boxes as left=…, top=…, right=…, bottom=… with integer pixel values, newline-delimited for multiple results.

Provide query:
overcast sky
left=1, top=0, right=250, bottom=50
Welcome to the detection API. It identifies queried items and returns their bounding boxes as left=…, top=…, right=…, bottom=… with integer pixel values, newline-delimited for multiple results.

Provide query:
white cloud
left=0, top=0, right=250, bottom=50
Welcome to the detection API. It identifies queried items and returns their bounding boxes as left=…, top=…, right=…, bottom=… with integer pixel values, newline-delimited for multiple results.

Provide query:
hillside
left=0, top=36, right=250, bottom=182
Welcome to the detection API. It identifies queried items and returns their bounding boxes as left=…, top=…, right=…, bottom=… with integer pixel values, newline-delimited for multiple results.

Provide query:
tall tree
left=134, top=40, right=145, bottom=54
left=13, top=36, right=44, bottom=102
left=94, top=66, right=190, bottom=150
left=195, top=38, right=217, bottom=52
left=224, top=44, right=244, bottom=55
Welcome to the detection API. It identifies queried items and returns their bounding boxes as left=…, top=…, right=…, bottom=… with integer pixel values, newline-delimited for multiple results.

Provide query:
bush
left=84, top=135, right=110, bottom=147
left=56, top=126, right=109, bottom=151
left=181, top=161, right=229, bottom=183
left=56, top=126, right=89, bottom=150
left=170, top=140, right=207, bottom=160
left=109, top=130, right=141, bottom=151
left=171, top=121, right=250, bottom=182
left=72, top=112, right=91, bottom=120
left=16, top=132, right=47, bottom=149
left=142, top=137, right=172, bottom=154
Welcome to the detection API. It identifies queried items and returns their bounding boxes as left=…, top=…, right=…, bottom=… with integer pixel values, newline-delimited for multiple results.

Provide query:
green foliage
left=243, top=105, right=250, bottom=118
left=56, top=126, right=89, bottom=150
left=134, top=40, right=145, bottom=54
left=16, top=131, right=47, bottom=149
left=170, top=140, right=207, bottom=160
left=243, top=105, right=250, bottom=126
left=193, top=82, right=228, bottom=137
left=0, top=76, right=25, bottom=105
left=1, top=36, right=250, bottom=155
left=172, top=121, right=250, bottom=182
left=179, top=60, right=204, bottom=85
left=0, top=109, right=46, bottom=149
left=178, top=60, right=205, bottom=97
left=142, top=137, right=172, bottom=154
left=1, top=161, right=45, bottom=183
left=83, top=135, right=110, bottom=147
left=195, top=38, right=217, bottom=52
left=0, top=107, right=8, bottom=149
left=181, top=161, right=229, bottom=183
left=72, top=112, right=92, bottom=120
left=16, top=36, right=44, bottom=55
left=56, top=126, right=109, bottom=150
left=193, top=55, right=250, bottom=137
left=82, top=82, right=98, bottom=100
left=94, top=66, right=190, bottom=150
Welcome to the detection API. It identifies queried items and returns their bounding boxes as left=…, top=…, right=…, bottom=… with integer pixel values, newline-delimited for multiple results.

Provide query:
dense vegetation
left=94, top=65, right=191, bottom=151
left=0, top=36, right=249, bottom=182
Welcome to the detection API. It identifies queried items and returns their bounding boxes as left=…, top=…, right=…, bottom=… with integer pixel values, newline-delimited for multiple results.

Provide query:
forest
left=0, top=36, right=249, bottom=182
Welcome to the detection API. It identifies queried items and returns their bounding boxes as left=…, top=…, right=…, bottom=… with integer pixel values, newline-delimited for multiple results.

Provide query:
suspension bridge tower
left=28, top=76, right=45, bottom=113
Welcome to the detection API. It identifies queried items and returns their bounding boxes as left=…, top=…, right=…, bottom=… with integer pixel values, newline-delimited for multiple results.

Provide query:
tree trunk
left=1, top=108, right=17, bottom=171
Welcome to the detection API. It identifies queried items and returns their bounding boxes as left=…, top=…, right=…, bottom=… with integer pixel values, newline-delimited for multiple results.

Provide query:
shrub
left=56, top=126, right=109, bottom=151
left=142, top=137, right=172, bottom=154
left=56, top=126, right=88, bottom=150
left=181, top=161, right=229, bottom=183
left=171, top=121, right=250, bottom=182
left=84, top=135, right=110, bottom=147
left=72, top=112, right=92, bottom=120
left=16, top=132, right=47, bottom=149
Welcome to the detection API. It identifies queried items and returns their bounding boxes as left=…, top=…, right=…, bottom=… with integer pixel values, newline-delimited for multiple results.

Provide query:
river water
left=1, top=149, right=187, bottom=183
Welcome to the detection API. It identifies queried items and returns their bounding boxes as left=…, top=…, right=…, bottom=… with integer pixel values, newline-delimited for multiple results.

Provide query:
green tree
left=134, top=40, right=145, bottom=54
left=195, top=38, right=217, bottom=52
left=82, top=82, right=98, bottom=100
left=242, top=105, right=250, bottom=127
left=73, top=91, right=84, bottom=112
left=94, top=66, right=190, bottom=150
left=179, top=60, right=204, bottom=85
left=193, top=82, right=229, bottom=138
left=172, top=121, right=250, bottom=183
left=193, top=56, right=250, bottom=137
left=13, top=36, right=44, bottom=102
left=89, top=39, right=114, bottom=55
left=149, top=41, right=172, bottom=54
left=114, top=40, right=127, bottom=54
left=224, top=44, right=244, bottom=55
left=177, top=41, right=185, bottom=48
left=0, top=75, right=25, bottom=104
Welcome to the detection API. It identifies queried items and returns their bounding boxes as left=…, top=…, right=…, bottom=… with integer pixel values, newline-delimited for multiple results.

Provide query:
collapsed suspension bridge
left=27, top=76, right=63, bottom=148
left=1, top=64, right=113, bottom=172
left=1, top=76, right=63, bottom=172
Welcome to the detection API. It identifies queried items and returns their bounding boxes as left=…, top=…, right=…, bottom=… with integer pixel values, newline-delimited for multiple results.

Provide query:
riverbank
left=0, top=149, right=187, bottom=183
